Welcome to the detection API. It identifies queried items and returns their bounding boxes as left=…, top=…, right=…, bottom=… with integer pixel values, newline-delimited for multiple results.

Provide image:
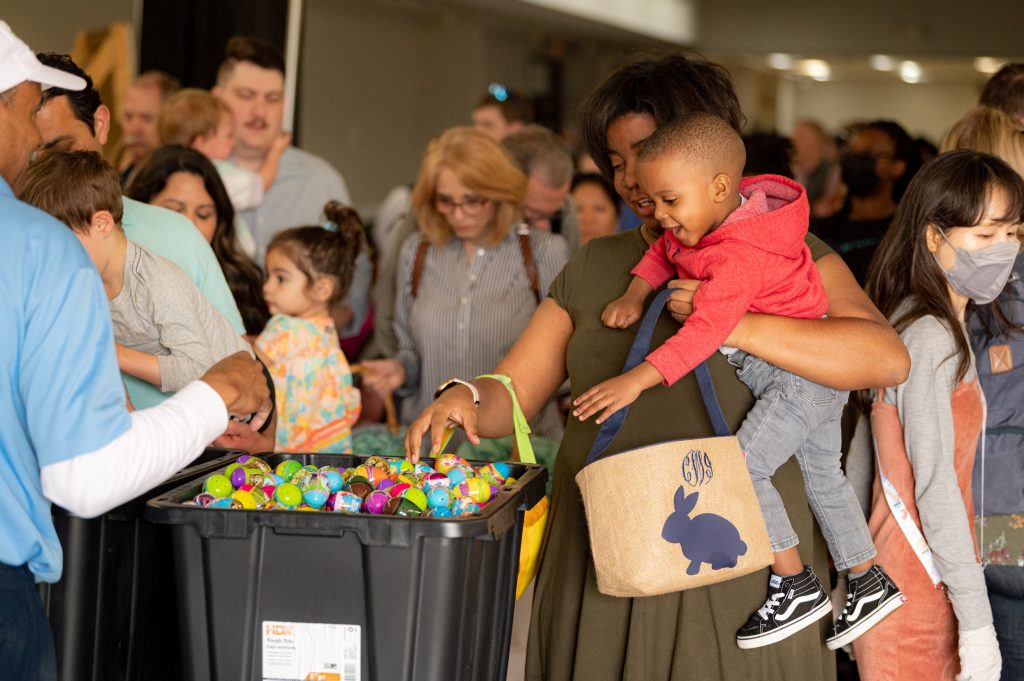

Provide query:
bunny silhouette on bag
left=662, top=487, right=748, bottom=575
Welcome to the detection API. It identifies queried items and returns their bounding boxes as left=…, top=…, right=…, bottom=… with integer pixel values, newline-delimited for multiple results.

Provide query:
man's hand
left=200, top=352, right=271, bottom=423
left=360, top=358, right=406, bottom=397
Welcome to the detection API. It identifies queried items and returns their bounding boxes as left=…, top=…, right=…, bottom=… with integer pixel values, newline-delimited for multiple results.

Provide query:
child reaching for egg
left=255, top=201, right=363, bottom=453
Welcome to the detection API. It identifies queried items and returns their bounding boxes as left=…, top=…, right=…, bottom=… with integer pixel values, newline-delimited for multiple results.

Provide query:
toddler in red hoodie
left=573, top=112, right=905, bottom=651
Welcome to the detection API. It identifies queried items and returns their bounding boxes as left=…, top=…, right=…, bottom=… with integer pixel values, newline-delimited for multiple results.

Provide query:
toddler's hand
left=270, top=131, right=292, bottom=157
left=573, top=374, right=643, bottom=424
left=601, top=295, right=643, bottom=329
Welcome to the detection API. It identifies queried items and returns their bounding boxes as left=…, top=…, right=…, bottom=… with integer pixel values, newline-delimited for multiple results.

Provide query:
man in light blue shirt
left=0, top=21, right=270, bottom=679
left=33, top=53, right=246, bottom=408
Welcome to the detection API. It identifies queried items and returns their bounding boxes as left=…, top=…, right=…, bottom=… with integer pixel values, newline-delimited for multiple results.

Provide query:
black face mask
left=840, top=153, right=881, bottom=198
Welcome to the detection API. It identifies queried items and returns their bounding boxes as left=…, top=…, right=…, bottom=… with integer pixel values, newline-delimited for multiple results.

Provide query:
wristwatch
left=433, top=378, right=480, bottom=406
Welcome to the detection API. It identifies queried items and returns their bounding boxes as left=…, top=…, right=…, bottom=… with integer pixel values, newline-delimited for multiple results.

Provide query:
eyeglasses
left=434, top=194, right=490, bottom=216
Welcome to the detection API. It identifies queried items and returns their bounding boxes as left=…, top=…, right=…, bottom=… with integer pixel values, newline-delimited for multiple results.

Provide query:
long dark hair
left=577, top=50, right=745, bottom=181
left=127, top=145, right=270, bottom=335
left=267, top=201, right=364, bottom=305
left=865, top=150, right=1024, bottom=386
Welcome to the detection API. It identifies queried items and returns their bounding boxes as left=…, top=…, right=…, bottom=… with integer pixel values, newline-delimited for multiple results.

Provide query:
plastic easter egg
left=400, top=487, right=428, bottom=511
left=321, top=470, right=344, bottom=493
left=238, top=484, right=254, bottom=493
left=414, top=462, right=435, bottom=477
left=301, top=464, right=318, bottom=473
left=422, top=473, right=450, bottom=490
left=224, top=462, right=244, bottom=481
left=451, top=497, right=481, bottom=516
left=193, top=492, right=217, bottom=506
left=427, top=506, right=454, bottom=518
left=296, top=505, right=317, bottom=512
left=478, top=462, right=510, bottom=486
left=236, top=454, right=252, bottom=465
left=388, top=482, right=411, bottom=498
left=261, top=484, right=276, bottom=499
left=376, top=478, right=396, bottom=493
left=249, top=487, right=271, bottom=508
left=446, top=468, right=469, bottom=489
left=504, top=477, right=517, bottom=487
left=363, top=455, right=391, bottom=472
left=364, top=490, right=391, bottom=514
left=274, top=483, right=302, bottom=509
left=330, top=491, right=362, bottom=513
left=268, top=473, right=285, bottom=487
left=426, top=486, right=452, bottom=510
left=209, top=497, right=243, bottom=509
left=231, top=490, right=257, bottom=510
left=435, top=453, right=468, bottom=474
left=246, top=457, right=272, bottom=474
left=303, top=490, right=328, bottom=508
left=390, top=498, right=423, bottom=517
left=244, top=468, right=265, bottom=488
left=348, top=481, right=372, bottom=500
left=466, top=478, right=492, bottom=503
left=204, top=474, right=233, bottom=499
left=275, top=460, right=302, bottom=482
left=289, top=468, right=313, bottom=488
left=386, top=458, right=414, bottom=476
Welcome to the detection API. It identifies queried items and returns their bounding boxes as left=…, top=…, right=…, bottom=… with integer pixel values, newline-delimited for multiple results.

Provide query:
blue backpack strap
left=585, top=287, right=732, bottom=465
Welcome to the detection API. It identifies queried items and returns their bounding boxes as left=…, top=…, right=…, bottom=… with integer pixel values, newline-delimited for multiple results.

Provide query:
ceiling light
left=870, top=55, right=896, bottom=72
left=900, top=61, right=922, bottom=83
left=767, top=53, right=793, bottom=70
left=799, top=59, right=831, bottom=81
left=974, top=57, right=1005, bottom=74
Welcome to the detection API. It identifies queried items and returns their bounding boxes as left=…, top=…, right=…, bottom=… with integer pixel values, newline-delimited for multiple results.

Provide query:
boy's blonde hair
left=159, top=88, right=231, bottom=147
left=411, top=127, right=526, bottom=247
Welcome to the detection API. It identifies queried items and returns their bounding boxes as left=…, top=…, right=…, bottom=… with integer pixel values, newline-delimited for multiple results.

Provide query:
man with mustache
left=116, top=70, right=179, bottom=186
left=213, top=36, right=351, bottom=255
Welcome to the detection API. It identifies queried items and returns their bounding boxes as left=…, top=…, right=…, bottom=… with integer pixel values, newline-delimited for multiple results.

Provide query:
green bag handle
left=476, top=374, right=536, bottom=464
left=435, top=374, right=535, bottom=464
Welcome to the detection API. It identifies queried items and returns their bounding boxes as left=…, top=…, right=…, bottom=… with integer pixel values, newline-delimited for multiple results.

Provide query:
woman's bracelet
left=432, top=378, right=480, bottom=406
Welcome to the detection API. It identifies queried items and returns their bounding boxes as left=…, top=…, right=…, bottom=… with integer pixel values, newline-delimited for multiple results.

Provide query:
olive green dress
left=525, top=228, right=837, bottom=681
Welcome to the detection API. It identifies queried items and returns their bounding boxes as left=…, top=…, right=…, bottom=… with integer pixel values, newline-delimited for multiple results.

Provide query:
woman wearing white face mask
left=852, top=150, right=1020, bottom=681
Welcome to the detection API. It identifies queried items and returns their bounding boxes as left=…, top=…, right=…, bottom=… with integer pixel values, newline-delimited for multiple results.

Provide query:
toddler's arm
left=572, top=361, right=663, bottom=424
left=260, top=132, right=292, bottom=192
left=117, top=344, right=162, bottom=387
left=602, top=276, right=653, bottom=329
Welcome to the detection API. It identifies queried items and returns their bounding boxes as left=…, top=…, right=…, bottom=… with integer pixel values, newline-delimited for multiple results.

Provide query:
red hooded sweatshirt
left=632, top=174, right=828, bottom=385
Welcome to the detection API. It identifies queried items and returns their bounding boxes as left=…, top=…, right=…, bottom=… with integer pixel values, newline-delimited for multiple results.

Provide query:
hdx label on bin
left=262, top=621, right=360, bottom=681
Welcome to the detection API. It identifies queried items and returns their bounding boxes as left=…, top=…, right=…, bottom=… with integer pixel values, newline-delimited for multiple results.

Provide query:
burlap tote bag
left=576, top=288, right=773, bottom=597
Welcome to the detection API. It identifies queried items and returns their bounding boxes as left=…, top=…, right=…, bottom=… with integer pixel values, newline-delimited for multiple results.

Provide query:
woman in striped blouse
left=362, top=127, right=569, bottom=439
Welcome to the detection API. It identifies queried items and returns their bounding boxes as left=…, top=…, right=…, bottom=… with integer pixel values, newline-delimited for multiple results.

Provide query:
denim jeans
left=731, top=351, right=876, bottom=570
left=985, top=564, right=1024, bottom=681
left=0, top=562, right=56, bottom=681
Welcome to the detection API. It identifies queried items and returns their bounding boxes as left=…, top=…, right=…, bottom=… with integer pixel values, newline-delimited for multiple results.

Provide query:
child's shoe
left=736, top=565, right=832, bottom=649
left=825, top=564, right=906, bottom=650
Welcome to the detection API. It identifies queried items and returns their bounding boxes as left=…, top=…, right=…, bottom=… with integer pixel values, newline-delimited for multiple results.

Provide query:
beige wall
left=5, top=0, right=133, bottom=55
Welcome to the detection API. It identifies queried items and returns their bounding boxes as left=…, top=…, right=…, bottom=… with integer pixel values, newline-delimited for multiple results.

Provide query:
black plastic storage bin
left=146, top=452, right=547, bottom=681
left=38, top=447, right=245, bottom=681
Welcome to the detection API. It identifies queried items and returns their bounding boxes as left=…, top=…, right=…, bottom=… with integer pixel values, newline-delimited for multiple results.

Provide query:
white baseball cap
left=0, top=20, right=85, bottom=92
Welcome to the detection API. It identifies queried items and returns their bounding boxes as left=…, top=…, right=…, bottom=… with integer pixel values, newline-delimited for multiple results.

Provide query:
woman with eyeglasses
left=362, top=127, right=569, bottom=438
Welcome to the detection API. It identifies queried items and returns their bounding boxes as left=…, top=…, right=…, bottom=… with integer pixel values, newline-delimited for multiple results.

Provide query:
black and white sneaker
left=736, top=566, right=832, bottom=649
left=825, top=565, right=906, bottom=650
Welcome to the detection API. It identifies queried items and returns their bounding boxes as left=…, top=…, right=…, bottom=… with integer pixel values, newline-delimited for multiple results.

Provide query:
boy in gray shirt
left=21, top=151, right=250, bottom=394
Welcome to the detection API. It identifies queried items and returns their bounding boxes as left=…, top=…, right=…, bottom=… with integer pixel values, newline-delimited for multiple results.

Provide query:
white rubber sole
left=825, top=593, right=907, bottom=650
left=737, top=599, right=832, bottom=650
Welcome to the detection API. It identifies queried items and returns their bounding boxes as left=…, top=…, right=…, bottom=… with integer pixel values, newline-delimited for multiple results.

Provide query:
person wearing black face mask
left=810, top=121, right=921, bottom=285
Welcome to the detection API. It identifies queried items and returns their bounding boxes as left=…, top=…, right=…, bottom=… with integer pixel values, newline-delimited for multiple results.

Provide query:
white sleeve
left=40, top=381, right=228, bottom=518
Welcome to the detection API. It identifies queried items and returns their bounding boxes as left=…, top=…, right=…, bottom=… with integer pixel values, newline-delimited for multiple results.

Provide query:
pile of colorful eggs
left=186, top=454, right=515, bottom=517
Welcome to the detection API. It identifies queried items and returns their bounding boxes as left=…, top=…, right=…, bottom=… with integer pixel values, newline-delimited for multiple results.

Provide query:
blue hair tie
left=322, top=220, right=337, bottom=232
left=488, top=82, right=509, bottom=102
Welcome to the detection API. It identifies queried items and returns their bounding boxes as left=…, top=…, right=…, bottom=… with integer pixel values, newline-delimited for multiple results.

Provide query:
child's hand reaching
left=602, top=294, right=643, bottom=329
left=270, top=131, right=292, bottom=158
left=573, top=362, right=664, bottom=424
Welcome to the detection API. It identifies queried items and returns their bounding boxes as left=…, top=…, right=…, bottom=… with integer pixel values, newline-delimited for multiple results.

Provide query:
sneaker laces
left=757, top=591, right=786, bottom=620
left=835, top=591, right=854, bottom=623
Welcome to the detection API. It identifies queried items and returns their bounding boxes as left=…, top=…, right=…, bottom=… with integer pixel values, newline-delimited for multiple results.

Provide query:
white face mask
left=935, top=228, right=1020, bottom=304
